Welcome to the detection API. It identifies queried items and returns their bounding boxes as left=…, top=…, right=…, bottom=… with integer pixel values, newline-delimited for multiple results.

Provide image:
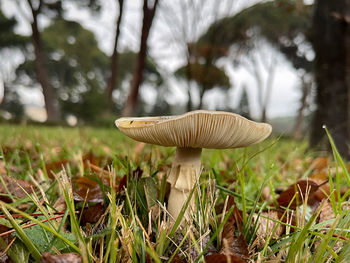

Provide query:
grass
left=0, top=124, right=349, bottom=262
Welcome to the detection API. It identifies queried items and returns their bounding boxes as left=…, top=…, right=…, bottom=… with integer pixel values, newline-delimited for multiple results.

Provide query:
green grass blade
left=1, top=204, right=42, bottom=261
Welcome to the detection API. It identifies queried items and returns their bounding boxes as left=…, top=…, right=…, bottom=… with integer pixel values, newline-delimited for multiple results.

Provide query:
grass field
left=0, top=124, right=349, bottom=262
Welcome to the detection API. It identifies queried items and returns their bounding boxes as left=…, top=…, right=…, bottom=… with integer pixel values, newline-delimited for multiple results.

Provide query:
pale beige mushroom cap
left=115, top=110, right=272, bottom=149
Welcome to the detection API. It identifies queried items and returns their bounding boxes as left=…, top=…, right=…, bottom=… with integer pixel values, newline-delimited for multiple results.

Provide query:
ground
left=0, top=124, right=349, bottom=262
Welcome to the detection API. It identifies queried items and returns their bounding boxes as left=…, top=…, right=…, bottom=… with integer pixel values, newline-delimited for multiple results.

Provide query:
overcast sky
left=1, top=0, right=303, bottom=119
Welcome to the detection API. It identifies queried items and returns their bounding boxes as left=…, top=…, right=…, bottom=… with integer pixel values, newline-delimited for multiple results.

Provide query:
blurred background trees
left=0, top=0, right=350, bottom=157
left=0, top=9, right=27, bottom=120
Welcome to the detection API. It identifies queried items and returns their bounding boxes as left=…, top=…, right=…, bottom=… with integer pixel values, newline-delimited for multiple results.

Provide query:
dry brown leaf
left=73, top=176, right=105, bottom=203
left=133, top=142, right=145, bottom=162
left=252, top=211, right=284, bottom=249
left=170, top=254, right=185, bottom=263
left=311, top=157, right=329, bottom=171
left=204, top=253, right=246, bottom=263
left=317, top=201, right=334, bottom=227
left=0, top=161, right=6, bottom=175
left=0, top=175, right=36, bottom=203
left=53, top=196, right=67, bottom=226
left=219, top=196, right=248, bottom=262
left=53, top=196, right=67, bottom=213
left=79, top=203, right=105, bottom=225
left=45, top=159, right=70, bottom=178
left=0, top=224, right=10, bottom=244
left=309, top=178, right=331, bottom=203
left=39, top=252, right=82, bottom=263
left=82, top=152, right=112, bottom=170
left=310, top=171, right=328, bottom=182
left=277, top=179, right=320, bottom=209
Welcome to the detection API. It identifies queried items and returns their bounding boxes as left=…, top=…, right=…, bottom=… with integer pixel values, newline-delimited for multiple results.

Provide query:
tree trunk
left=198, top=85, right=206, bottom=109
left=294, top=75, right=312, bottom=140
left=29, top=1, right=60, bottom=121
left=0, top=83, right=7, bottom=109
left=260, top=57, right=276, bottom=123
left=310, top=0, right=350, bottom=158
left=106, top=0, right=124, bottom=109
left=187, top=88, right=192, bottom=112
left=122, top=0, right=159, bottom=117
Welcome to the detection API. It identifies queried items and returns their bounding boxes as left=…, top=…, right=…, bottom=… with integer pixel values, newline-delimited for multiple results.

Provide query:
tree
left=199, top=0, right=312, bottom=121
left=106, top=0, right=125, bottom=109
left=14, top=0, right=101, bottom=121
left=237, top=84, right=251, bottom=119
left=16, top=19, right=163, bottom=122
left=175, top=61, right=230, bottom=109
left=25, top=0, right=63, bottom=121
left=110, top=51, right=163, bottom=116
left=158, top=1, right=235, bottom=112
left=0, top=9, right=27, bottom=119
left=122, top=0, right=159, bottom=117
left=16, top=19, right=108, bottom=123
left=232, top=43, right=278, bottom=122
left=310, top=0, right=350, bottom=158
left=294, top=73, right=313, bottom=140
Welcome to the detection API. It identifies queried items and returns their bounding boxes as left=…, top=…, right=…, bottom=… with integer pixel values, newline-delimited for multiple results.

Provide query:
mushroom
left=115, top=110, right=272, bottom=221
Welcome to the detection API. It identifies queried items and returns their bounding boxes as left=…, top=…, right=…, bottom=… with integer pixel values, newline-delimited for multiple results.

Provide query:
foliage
left=0, top=87, right=24, bottom=120
left=0, top=9, right=27, bottom=120
left=0, top=10, right=27, bottom=48
left=15, top=18, right=163, bottom=122
left=199, top=0, right=313, bottom=71
left=175, top=62, right=230, bottom=91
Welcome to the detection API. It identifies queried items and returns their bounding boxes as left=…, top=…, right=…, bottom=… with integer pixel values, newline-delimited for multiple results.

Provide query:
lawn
left=0, top=124, right=349, bottom=262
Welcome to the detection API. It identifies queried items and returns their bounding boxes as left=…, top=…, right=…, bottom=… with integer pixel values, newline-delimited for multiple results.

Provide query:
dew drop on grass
left=322, top=125, right=326, bottom=129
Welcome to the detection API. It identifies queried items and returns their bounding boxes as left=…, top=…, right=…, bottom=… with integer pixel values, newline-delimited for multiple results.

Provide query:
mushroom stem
left=167, top=147, right=202, bottom=220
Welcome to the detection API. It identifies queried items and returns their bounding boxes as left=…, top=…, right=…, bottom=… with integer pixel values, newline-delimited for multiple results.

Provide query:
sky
left=1, top=0, right=303, bottom=120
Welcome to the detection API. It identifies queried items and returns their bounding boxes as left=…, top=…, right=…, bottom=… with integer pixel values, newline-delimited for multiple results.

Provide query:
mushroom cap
left=115, top=110, right=272, bottom=149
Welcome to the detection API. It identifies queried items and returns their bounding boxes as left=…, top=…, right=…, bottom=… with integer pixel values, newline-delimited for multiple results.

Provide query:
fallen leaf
left=189, top=235, right=216, bottom=260
left=252, top=211, right=284, bottom=249
left=277, top=179, right=320, bottom=209
left=132, top=166, right=143, bottom=179
left=0, top=223, right=11, bottom=244
left=53, top=196, right=67, bottom=213
left=39, top=252, right=81, bottom=263
left=53, top=196, right=67, bottom=226
left=170, top=254, right=185, bottom=263
left=311, top=157, right=329, bottom=171
left=73, top=176, right=105, bottom=203
left=317, top=201, right=334, bottom=227
left=310, top=172, right=328, bottom=182
left=117, top=175, right=127, bottom=193
left=0, top=252, right=8, bottom=263
left=83, top=152, right=112, bottom=170
left=0, top=161, right=6, bottom=175
left=0, top=175, right=36, bottom=203
left=79, top=203, right=105, bottom=225
left=309, top=178, right=331, bottom=203
left=133, top=142, right=145, bottom=162
left=219, top=196, right=248, bottom=262
left=204, top=253, right=246, bottom=263
left=45, top=159, right=69, bottom=178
